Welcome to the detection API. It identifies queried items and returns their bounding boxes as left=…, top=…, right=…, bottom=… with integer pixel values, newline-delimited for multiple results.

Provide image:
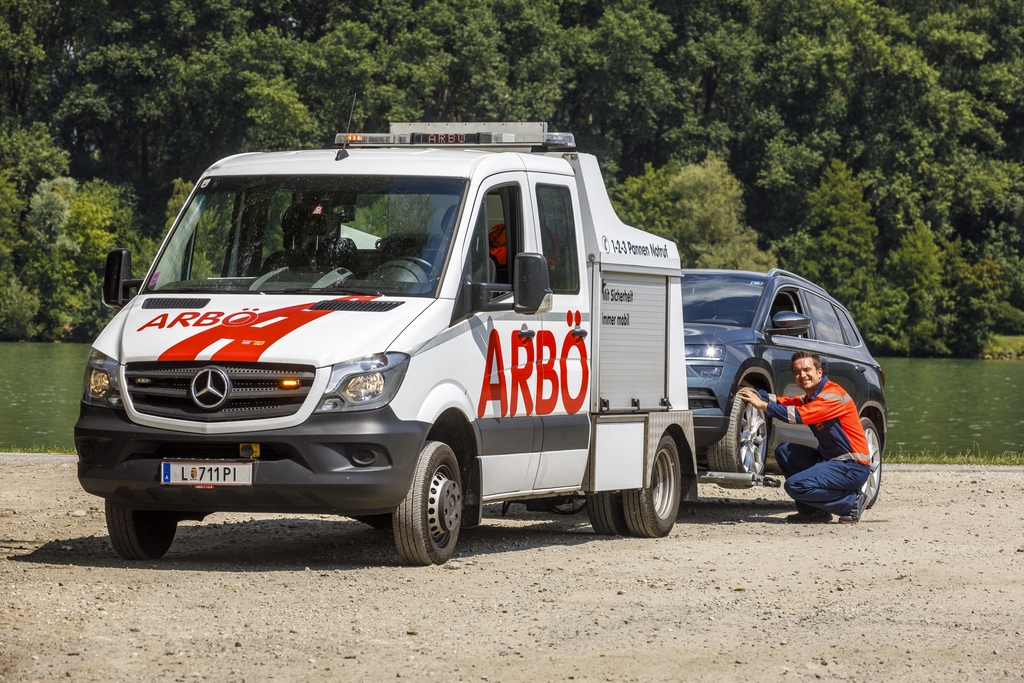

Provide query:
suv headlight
left=316, top=352, right=410, bottom=413
left=685, top=344, right=726, bottom=361
left=82, top=349, right=123, bottom=408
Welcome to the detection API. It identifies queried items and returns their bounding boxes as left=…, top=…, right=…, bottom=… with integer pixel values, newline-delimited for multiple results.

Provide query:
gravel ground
left=2, top=455, right=1024, bottom=682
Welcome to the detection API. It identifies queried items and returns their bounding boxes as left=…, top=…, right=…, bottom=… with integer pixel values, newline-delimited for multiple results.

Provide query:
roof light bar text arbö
left=333, top=122, right=576, bottom=152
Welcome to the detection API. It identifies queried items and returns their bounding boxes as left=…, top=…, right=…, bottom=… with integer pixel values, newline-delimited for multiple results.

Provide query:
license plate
left=161, top=462, right=253, bottom=486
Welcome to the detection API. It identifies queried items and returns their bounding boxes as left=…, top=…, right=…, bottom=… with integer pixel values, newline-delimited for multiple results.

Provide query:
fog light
left=77, top=441, right=94, bottom=461
left=351, top=448, right=377, bottom=467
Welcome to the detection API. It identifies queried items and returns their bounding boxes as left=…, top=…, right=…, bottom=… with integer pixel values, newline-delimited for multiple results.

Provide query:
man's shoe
left=785, top=509, right=832, bottom=524
left=838, top=489, right=869, bottom=524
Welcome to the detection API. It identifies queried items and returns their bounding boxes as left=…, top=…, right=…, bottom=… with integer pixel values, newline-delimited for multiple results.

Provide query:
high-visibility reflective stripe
left=819, top=391, right=852, bottom=405
left=787, top=406, right=799, bottom=423
left=769, top=393, right=778, bottom=404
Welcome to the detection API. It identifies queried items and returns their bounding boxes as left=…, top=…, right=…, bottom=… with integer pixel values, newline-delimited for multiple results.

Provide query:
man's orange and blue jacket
left=754, top=376, right=870, bottom=464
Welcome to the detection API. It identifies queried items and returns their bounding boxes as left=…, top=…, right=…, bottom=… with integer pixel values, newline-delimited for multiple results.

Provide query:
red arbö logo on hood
left=135, top=296, right=378, bottom=363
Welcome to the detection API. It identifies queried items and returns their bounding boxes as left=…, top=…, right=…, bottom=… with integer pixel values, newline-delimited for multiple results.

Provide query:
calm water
left=0, top=344, right=1021, bottom=455
left=879, top=357, right=1024, bottom=456
left=0, top=342, right=91, bottom=450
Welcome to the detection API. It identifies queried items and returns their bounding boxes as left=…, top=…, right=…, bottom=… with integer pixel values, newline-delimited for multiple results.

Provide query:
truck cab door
left=466, top=173, right=545, bottom=499
left=527, top=176, right=591, bottom=491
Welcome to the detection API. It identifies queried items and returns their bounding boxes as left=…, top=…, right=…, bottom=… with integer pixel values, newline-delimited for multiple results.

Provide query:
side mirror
left=102, top=249, right=143, bottom=309
left=767, top=311, right=810, bottom=336
left=513, top=252, right=552, bottom=315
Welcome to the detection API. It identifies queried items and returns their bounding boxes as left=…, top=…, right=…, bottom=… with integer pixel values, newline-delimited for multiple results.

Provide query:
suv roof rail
left=766, top=268, right=828, bottom=295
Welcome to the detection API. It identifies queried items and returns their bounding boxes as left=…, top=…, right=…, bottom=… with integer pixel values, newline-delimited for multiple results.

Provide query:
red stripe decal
left=158, top=296, right=378, bottom=362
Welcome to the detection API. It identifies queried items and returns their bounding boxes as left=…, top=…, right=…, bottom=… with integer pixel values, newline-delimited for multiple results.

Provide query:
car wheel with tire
left=105, top=501, right=178, bottom=560
left=861, top=417, right=882, bottom=508
left=393, top=441, right=462, bottom=565
left=623, top=434, right=681, bottom=538
left=706, top=395, right=767, bottom=487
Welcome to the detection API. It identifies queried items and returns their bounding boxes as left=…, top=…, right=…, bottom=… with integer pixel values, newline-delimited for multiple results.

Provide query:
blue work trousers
left=775, top=442, right=871, bottom=516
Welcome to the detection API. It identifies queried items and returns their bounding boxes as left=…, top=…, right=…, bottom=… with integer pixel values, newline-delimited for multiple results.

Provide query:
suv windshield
left=681, top=274, right=765, bottom=327
left=146, top=175, right=467, bottom=297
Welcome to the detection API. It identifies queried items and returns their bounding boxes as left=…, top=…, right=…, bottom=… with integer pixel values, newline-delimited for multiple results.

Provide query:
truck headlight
left=82, top=349, right=123, bottom=408
left=316, top=352, right=410, bottom=413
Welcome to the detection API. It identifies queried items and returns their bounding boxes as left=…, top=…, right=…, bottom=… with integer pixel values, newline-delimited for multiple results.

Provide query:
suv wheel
left=706, top=396, right=767, bottom=486
left=862, top=417, right=882, bottom=508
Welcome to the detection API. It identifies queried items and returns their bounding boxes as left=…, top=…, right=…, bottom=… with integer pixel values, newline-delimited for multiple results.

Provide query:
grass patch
left=886, top=448, right=1024, bottom=466
left=984, top=334, right=1024, bottom=356
left=0, top=443, right=75, bottom=454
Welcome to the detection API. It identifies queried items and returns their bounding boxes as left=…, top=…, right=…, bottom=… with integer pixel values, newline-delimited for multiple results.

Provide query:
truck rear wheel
left=393, top=441, right=462, bottom=565
left=105, top=501, right=177, bottom=560
left=623, top=434, right=681, bottom=538
left=706, top=396, right=767, bottom=487
left=586, top=490, right=630, bottom=535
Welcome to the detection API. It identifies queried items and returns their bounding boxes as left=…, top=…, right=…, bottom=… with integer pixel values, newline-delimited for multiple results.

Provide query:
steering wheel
left=371, top=257, right=431, bottom=284
left=312, top=267, right=355, bottom=289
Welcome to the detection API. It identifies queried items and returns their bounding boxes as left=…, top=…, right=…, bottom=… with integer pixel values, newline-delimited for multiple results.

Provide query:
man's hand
left=737, top=387, right=767, bottom=411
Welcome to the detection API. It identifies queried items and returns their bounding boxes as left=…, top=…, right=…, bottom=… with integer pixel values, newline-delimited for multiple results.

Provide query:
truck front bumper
left=74, top=405, right=429, bottom=516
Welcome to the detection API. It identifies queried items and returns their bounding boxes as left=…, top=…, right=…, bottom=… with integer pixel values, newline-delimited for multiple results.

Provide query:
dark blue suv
left=682, top=269, right=886, bottom=506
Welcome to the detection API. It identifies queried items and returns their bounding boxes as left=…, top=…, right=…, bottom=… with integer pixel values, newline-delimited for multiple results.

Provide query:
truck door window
left=535, top=184, right=580, bottom=295
left=470, top=185, right=521, bottom=286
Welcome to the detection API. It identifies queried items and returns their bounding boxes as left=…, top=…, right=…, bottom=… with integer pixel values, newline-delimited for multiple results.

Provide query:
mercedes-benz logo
left=189, top=367, right=231, bottom=410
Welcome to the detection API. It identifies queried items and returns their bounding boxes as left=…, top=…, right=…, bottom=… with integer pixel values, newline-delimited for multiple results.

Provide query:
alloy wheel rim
left=740, top=404, right=767, bottom=474
left=865, top=427, right=881, bottom=501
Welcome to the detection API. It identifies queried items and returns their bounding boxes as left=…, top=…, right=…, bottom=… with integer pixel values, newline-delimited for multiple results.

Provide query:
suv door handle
left=572, top=328, right=588, bottom=341
left=855, top=365, right=867, bottom=374
left=518, top=327, right=536, bottom=341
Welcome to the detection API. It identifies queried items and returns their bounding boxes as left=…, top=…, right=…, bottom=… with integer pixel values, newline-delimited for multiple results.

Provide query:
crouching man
left=738, top=351, right=871, bottom=524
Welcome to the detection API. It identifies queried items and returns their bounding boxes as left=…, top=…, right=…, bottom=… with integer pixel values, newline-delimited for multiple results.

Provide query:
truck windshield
left=681, top=274, right=765, bottom=327
left=145, top=175, right=467, bottom=297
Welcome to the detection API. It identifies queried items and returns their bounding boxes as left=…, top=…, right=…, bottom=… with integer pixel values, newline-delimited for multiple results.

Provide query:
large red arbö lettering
left=535, top=331, right=559, bottom=415
left=476, top=329, right=508, bottom=418
left=509, top=331, right=534, bottom=417
left=477, top=326, right=589, bottom=417
left=560, top=331, right=589, bottom=414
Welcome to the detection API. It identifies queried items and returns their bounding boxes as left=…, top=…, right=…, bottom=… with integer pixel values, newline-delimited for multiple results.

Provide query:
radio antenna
left=335, top=93, right=357, bottom=161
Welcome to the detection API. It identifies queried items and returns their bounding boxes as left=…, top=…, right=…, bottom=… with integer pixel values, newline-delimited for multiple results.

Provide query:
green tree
left=789, top=160, right=888, bottom=342
left=671, top=154, right=776, bottom=270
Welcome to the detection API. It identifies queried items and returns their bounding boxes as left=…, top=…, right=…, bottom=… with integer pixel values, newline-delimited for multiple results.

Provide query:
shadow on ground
left=5, top=496, right=812, bottom=571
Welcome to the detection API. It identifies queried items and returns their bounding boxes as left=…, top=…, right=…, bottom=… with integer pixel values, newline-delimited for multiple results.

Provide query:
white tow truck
left=76, top=122, right=759, bottom=565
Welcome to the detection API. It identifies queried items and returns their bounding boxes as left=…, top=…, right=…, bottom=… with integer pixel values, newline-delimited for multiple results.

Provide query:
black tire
left=105, top=501, right=177, bottom=561
left=861, top=417, right=883, bottom=509
left=351, top=514, right=393, bottom=530
left=706, top=395, right=768, bottom=488
left=623, top=435, right=681, bottom=538
left=586, top=490, right=630, bottom=535
left=393, top=441, right=463, bottom=565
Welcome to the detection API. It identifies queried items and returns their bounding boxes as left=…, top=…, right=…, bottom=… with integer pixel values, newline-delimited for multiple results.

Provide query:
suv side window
left=835, top=305, right=861, bottom=346
left=768, top=288, right=804, bottom=321
left=805, top=292, right=846, bottom=344
left=535, top=184, right=580, bottom=295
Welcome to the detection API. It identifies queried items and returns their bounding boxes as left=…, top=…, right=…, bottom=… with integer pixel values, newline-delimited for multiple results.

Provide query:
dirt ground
left=2, top=455, right=1024, bottom=683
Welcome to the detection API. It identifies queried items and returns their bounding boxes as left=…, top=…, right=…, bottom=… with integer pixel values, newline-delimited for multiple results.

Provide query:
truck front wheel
left=105, top=501, right=178, bottom=560
left=623, top=434, right=681, bottom=538
left=393, top=441, right=463, bottom=565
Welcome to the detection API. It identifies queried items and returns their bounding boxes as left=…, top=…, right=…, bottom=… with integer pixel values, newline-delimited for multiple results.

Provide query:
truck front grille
left=125, top=361, right=316, bottom=422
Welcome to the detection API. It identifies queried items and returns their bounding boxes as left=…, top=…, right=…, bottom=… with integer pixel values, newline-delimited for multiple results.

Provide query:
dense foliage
left=1, top=0, right=1021, bottom=355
